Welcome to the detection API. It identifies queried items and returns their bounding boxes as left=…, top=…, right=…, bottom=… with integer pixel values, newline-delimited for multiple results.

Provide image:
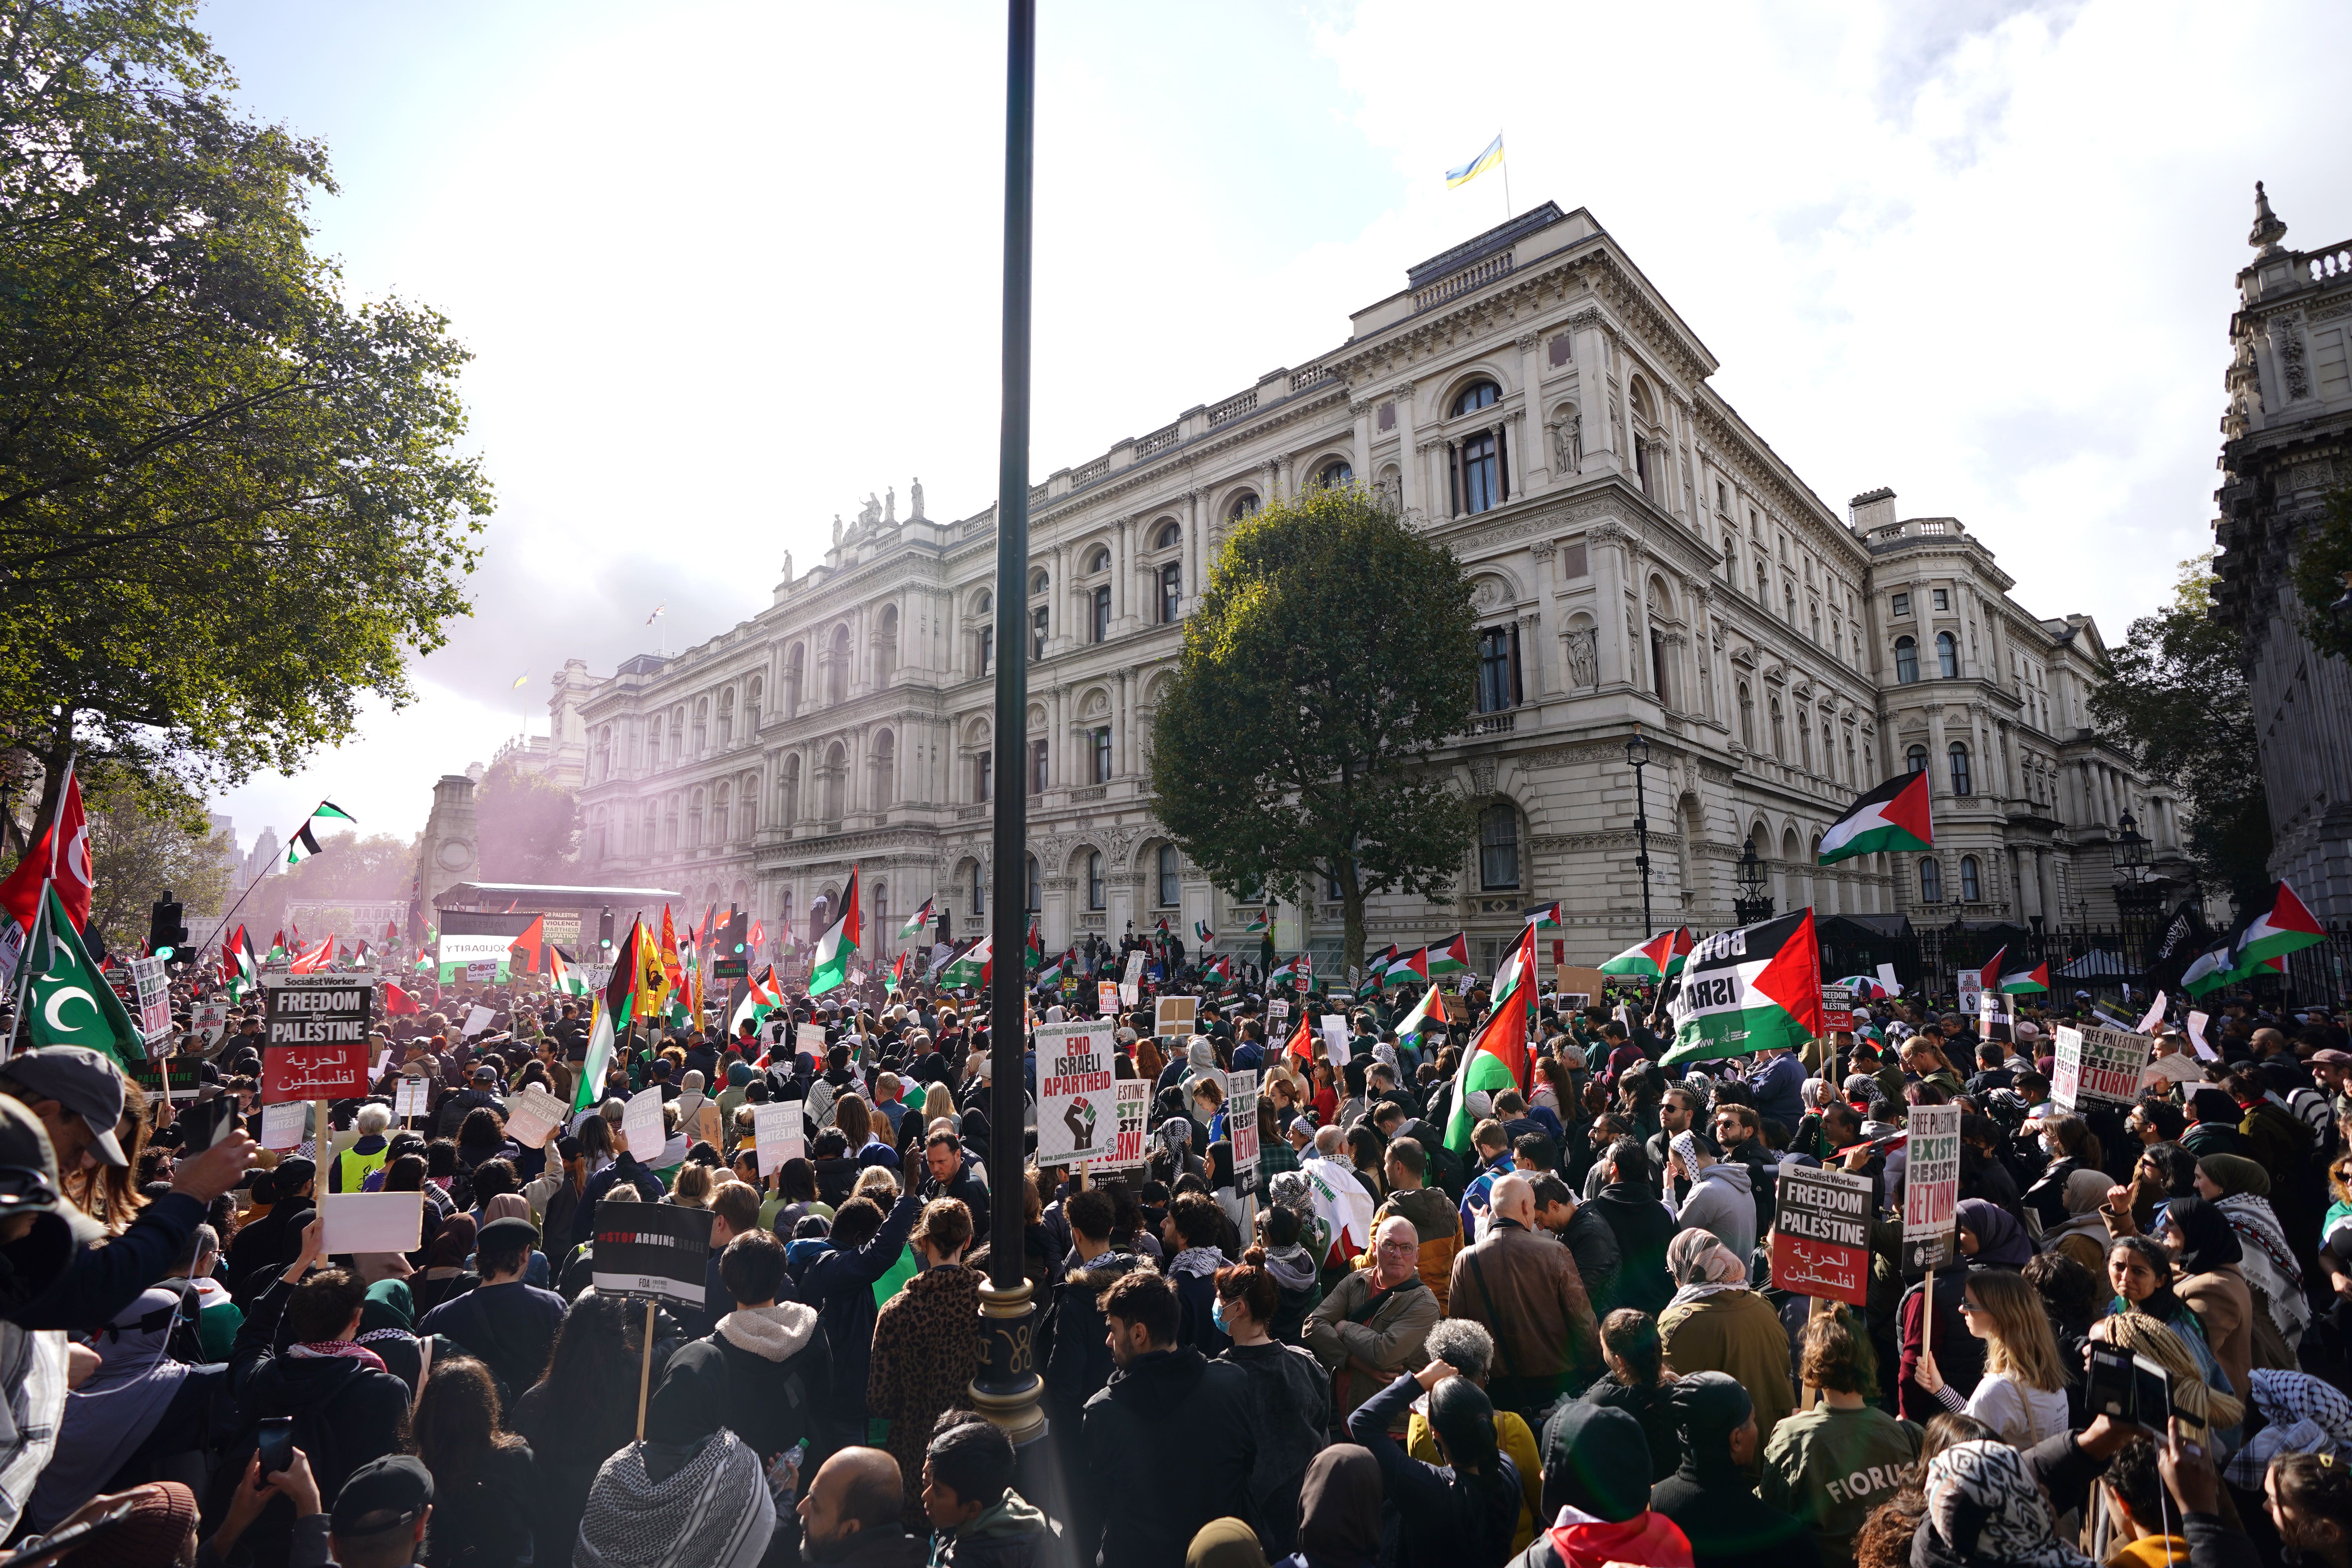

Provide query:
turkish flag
left=0, top=762, right=92, bottom=932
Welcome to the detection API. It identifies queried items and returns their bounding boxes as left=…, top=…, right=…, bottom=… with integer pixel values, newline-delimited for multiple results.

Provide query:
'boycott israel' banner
left=1902, top=1103, right=1962, bottom=1274
left=1035, top=1020, right=1117, bottom=1165
left=2050, top=1025, right=2145, bottom=1110
left=1771, top=1164, right=1873, bottom=1305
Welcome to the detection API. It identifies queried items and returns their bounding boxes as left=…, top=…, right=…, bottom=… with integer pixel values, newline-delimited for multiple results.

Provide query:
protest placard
left=1771, top=1163, right=1873, bottom=1305
left=260, top=975, right=373, bottom=1103
left=752, top=1102, right=804, bottom=1176
left=1319, top=1014, right=1350, bottom=1066
left=1154, top=996, right=1196, bottom=1038
left=461, top=1005, right=495, bottom=1038
left=2141, top=1051, right=2205, bottom=1090
left=1036, top=1020, right=1117, bottom=1165
left=2137, top=991, right=2168, bottom=1035
left=2051, top=1025, right=2145, bottom=1110
left=1123, top=950, right=1145, bottom=986
left=1819, top=984, right=1855, bottom=1034
left=505, top=1086, right=566, bottom=1148
left=1903, top=1103, right=1962, bottom=1274
left=693, top=1103, right=723, bottom=1150
left=1269, top=998, right=1290, bottom=1022
left=260, top=1100, right=308, bottom=1152
left=590, top=1198, right=713, bottom=1308
left=622, top=1085, right=666, bottom=1160
left=1098, top=981, right=1119, bottom=1016
left=131, top=956, right=172, bottom=1046
left=393, top=1078, right=430, bottom=1121
left=1118, top=982, right=1140, bottom=1007
left=2185, top=1011, right=2216, bottom=1061
left=1230, top=1069, right=1259, bottom=1176
left=1108, top=1079, right=1151, bottom=1169
left=797, top=1022, right=828, bottom=1061
left=322, top=1192, right=424, bottom=1255
left=1978, top=989, right=2013, bottom=1045
left=194, top=1000, right=228, bottom=1051
left=1956, top=969, right=1984, bottom=1015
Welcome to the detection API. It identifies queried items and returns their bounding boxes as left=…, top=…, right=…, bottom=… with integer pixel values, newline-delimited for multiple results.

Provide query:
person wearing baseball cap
left=328, top=1454, right=431, bottom=1568
left=0, top=1048, right=256, bottom=1332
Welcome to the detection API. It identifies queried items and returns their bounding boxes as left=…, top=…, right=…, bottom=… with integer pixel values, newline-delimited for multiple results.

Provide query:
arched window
left=1154, top=521, right=1181, bottom=550
left=1948, top=743, right=1972, bottom=797
left=1090, top=724, right=1112, bottom=784
left=873, top=730, right=895, bottom=808
left=1159, top=563, right=1182, bottom=624
left=1452, top=380, right=1500, bottom=416
left=1031, top=605, right=1048, bottom=659
left=1454, top=429, right=1500, bottom=515
left=1960, top=855, right=1982, bottom=902
left=1797, top=712, right=1813, bottom=772
left=1030, top=568, right=1050, bottom=597
left=1907, top=744, right=1929, bottom=775
left=1936, top=632, right=1958, bottom=679
left=1226, top=493, right=1258, bottom=523
left=1029, top=737, right=1048, bottom=794
left=1087, top=852, right=1105, bottom=910
left=746, top=676, right=762, bottom=735
left=1738, top=682, right=1755, bottom=750
left=1479, top=804, right=1520, bottom=889
left=1318, top=459, right=1352, bottom=489
left=1770, top=697, right=1787, bottom=760
left=717, top=690, right=734, bottom=747
left=1092, top=584, right=1111, bottom=643
left=971, top=862, right=985, bottom=916
left=1920, top=857, right=1943, bottom=904
left=1025, top=853, right=1040, bottom=912
left=1894, top=636, right=1919, bottom=684
left=1157, top=844, right=1179, bottom=907
left=975, top=750, right=992, bottom=802
left=975, top=588, right=993, bottom=615
left=1087, top=546, right=1110, bottom=573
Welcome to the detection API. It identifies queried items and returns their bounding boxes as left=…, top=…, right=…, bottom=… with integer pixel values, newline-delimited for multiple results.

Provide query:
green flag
left=25, top=888, right=142, bottom=1066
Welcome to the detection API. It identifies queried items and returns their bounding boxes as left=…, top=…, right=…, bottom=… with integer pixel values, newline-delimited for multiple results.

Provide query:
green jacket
left=1760, top=1403, right=1922, bottom=1568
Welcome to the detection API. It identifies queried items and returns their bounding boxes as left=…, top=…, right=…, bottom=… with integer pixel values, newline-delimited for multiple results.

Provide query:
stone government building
left=551, top=201, right=2184, bottom=978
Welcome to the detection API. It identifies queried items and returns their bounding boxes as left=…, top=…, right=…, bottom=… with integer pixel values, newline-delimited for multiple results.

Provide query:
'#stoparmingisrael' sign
left=590, top=1198, right=713, bottom=1307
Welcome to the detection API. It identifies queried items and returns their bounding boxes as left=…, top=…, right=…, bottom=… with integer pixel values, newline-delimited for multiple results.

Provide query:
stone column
left=1350, top=399, right=1375, bottom=490
left=1185, top=489, right=1205, bottom=615
left=1926, top=704, right=1950, bottom=799
left=1392, top=383, right=1420, bottom=516
left=1568, top=310, right=1619, bottom=475
left=1516, top=332, right=1547, bottom=490
left=1529, top=539, right=1557, bottom=694
left=1592, top=523, right=1630, bottom=688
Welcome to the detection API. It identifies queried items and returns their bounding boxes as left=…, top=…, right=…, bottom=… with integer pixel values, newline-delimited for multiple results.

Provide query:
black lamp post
left=2111, top=807, right=2162, bottom=926
left=1733, top=834, right=1774, bottom=926
left=1625, top=725, right=1653, bottom=937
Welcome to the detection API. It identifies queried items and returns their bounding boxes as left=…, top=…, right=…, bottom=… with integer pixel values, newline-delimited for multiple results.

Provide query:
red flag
left=289, top=934, right=337, bottom=973
left=750, top=918, right=766, bottom=949
left=384, top=981, right=422, bottom=1016
left=272, top=929, right=286, bottom=953
left=1283, top=1008, right=1315, bottom=1070
left=510, top=913, right=546, bottom=975
left=1978, top=946, right=2007, bottom=995
left=0, top=760, right=91, bottom=932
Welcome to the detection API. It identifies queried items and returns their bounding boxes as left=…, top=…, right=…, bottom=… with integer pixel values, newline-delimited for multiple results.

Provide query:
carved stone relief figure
left=1567, top=628, right=1598, bottom=690
left=1553, top=403, right=1582, bottom=474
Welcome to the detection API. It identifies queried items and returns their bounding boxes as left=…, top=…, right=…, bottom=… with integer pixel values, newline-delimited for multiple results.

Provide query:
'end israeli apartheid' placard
left=1771, top=1163, right=1873, bottom=1305
left=1036, top=1020, right=1116, bottom=1166
left=1902, top=1103, right=1962, bottom=1274
left=590, top=1198, right=713, bottom=1307
left=2051, top=1025, right=2146, bottom=1111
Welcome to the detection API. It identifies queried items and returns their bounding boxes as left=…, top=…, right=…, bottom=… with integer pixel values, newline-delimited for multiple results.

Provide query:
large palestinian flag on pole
left=1817, top=772, right=1933, bottom=865
left=808, top=868, right=861, bottom=997
left=941, top=933, right=991, bottom=991
left=1662, top=907, right=1825, bottom=1066
left=1421, top=932, right=1470, bottom=975
left=284, top=800, right=356, bottom=867
left=1443, top=928, right=1534, bottom=1151
left=2230, top=880, right=2325, bottom=966
left=1600, top=926, right=1692, bottom=978
left=575, top=919, right=643, bottom=1111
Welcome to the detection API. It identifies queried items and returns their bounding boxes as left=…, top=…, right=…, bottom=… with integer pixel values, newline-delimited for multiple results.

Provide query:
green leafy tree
left=1147, top=486, right=1478, bottom=975
left=2089, top=555, right=2272, bottom=910
left=2289, top=485, right=2352, bottom=662
left=247, top=830, right=417, bottom=933
left=0, top=0, right=490, bottom=838
left=78, top=773, right=227, bottom=946
left=475, top=759, right=579, bottom=884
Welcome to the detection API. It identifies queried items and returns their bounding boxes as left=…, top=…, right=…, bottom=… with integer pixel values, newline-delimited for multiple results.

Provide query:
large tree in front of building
left=1148, top=487, right=1479, bottom=976
left=2090, top=555, right=2272, bottom=911
left=475, top=760, right=579, bottom=884
left=0, top=0, right=490, bottom=841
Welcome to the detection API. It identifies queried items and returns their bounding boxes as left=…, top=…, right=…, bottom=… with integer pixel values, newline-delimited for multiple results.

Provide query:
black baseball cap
left=0, top=1047, right=127, bottom=1167
left=330, top=1454, right=432, bottom=1539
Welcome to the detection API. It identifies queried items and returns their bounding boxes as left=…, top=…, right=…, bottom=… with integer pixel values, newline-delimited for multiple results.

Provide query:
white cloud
left=204, top=0, right=2352, bottom=851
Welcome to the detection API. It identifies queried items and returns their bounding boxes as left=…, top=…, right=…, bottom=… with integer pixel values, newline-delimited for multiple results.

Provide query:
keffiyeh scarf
left=1925, top=1440, right=2097, bottom=1568
left=2224, top=1370, right=2352, bottom=1488
left=577, top=1430, right=771, bottom=1568
left=1169, top=1246, right=1228, bottom=1279
left=2214, top=1193, right=2309, bottom=1348
left=1664, top=1227, right=1748, bottom=1311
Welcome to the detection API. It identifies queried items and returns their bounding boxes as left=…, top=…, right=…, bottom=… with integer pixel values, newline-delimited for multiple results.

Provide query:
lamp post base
left=971, top=1276, right=1046, bottom=1444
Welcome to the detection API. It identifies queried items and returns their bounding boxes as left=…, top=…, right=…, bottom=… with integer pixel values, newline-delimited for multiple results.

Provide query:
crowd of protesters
left=0, top=944, right=2346, bottom=1568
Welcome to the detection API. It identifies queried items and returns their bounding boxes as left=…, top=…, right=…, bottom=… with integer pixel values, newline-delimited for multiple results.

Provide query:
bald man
left=797, top=1446, right=923, bottom=1562
left=1445, top=1171, right=1600, bottom=1426
left=1305, top=1214, right=1440, bottom=1426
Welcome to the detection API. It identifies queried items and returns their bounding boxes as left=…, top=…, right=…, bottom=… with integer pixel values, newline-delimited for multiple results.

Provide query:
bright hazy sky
left=202, top=0, right=2352, bottom=853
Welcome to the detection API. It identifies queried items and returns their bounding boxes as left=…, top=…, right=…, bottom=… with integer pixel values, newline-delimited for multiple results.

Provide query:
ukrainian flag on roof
left=1446, top=133, right=1504, bottom=188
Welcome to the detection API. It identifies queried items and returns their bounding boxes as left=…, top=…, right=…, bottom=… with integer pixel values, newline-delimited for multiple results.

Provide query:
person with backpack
left=662, top=1230, right=830, bottom=1471
left=414, top=1216, right=565, bottom=1404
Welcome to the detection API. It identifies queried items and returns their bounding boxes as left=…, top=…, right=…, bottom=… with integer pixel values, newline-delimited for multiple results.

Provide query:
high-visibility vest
left=338, top=1141, right=391, bottom=1192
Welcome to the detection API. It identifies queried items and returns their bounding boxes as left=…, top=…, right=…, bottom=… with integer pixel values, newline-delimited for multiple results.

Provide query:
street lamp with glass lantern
left=2111, top=807, right=2162, bottom=926
left=1733, top=835, right=1774, bottom=926
left=1625, top=726, right=1653, bottom=937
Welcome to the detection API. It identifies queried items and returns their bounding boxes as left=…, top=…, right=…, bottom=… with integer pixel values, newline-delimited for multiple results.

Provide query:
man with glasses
left=1647, top=1085, right=1703, bottom=1207
left=1305, top=1214, right=1438, bottom=1429
left=1711, top=1104, right=1778, bottom=1232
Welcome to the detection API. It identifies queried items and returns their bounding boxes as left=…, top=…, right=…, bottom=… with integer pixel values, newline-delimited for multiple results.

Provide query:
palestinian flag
left=1422, top=932, right=1470, bottom=975
left=808, top=869, right=861, bottom=997
left=1662, top=908, right=1825, bottom=1066
left=1036, top=954, right=1064, bottom=987
left=730, top=966, right=784, bottom=1034
left=1245, top=910, right=1270, bottom=934
left=1365, top=944, right=1397, bottom=982
left=228, top=926, right=260, bottom=1000
left=889, top=951, right=909, bottom=991
left=1489, top=922, right=1535, bottom=1008
left=1601, top=926, right=1692, bottom=979
left=549, top=945, right=587, bottom=997
left=23, top=887, right=142, bottom=1066
left=577, top=920, right=644, bottom=1111
left=1194, top=920, right=1214, bottom=944
left=1203, top=953, right=1232, bottom=984
left=1266, top=956, right=1303, bottom=990
left=1394, top=983, right=1445, bottom=1044
left=1835, top=973, right=1894, bottom=1000
left=1818, top=772, right=1933, bottom=865
left=284, top=800, right=357, bottom=866
left=1999, top=961, right=2049, bottom=995
left=1154, top=917, right=1171, bottom=936
left=1443, top=965, right=1532, bottom=1152
left=942, top=933, right=991, bottom=991
left=1025, top=921, right=1044, bottom=971
left=2181, top=942, right=2238, bottom=1000
left=899, top=899, right=935, bottom=939
left=1523, top=901, right=1564, bottom=929
left=2230, top=881, right=2325, bottom=966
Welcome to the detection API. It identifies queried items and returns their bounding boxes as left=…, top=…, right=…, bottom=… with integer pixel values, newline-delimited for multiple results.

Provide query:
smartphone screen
left=256, top=1416, right=294, bottom=1476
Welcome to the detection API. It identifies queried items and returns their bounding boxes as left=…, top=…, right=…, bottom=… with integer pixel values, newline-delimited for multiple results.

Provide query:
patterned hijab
left=1924, top=1440, right=2096, bottom=1568
left=2224, top=1370, right=2352, bottom=1487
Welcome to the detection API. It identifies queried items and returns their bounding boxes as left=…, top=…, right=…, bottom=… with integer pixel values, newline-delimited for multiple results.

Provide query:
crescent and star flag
left=898, top=899, right=935, bottom=939
left=284, top=801, right=356, bottom=867
left=1817, top=772, right=1933, bottom=865
left=1446, top=132, right=1504, bottom=188
left=0, top=762, right=93, bottom=938
left=24, top=887, right=139, bottom=1065
left=750, top=918, right=765, bottom=949
left=807, top=869, right=861, bottom=997
left=1601, top=927, right=1693, bottom=978
left=1663, top=907, right=1826, bottom=1066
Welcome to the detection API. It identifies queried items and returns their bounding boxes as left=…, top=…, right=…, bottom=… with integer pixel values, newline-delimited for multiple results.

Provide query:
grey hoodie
left=1676, top=1160, right=1755, bottom=1260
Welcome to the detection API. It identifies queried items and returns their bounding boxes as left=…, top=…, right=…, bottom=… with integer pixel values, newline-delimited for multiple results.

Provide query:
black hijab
left=2160, top=1194, right=2242, bottom=1274
left=1296, top=1443, right=1381, bottom=1563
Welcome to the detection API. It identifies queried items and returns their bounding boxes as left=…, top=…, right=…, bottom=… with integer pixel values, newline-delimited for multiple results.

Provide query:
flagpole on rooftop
left=975, top=0, right=1045, bottom=1446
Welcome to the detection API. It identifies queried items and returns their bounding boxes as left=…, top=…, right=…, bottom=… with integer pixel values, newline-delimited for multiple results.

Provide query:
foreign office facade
left=553, top=202, right=2183, bottom=978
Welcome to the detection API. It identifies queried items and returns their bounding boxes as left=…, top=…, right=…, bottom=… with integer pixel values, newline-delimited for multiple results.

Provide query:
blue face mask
left=1210, top=1298, right=1229, bottom=1334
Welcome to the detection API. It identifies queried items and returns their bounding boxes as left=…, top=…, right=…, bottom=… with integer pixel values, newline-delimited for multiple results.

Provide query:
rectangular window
left=1091, top=726, right=1112, bottom=784
left=1092, top=585, right=1111, bottom=643
left=977, top=628, right=993, bottom=675
left=975, top=754, right=992, bottom=802
left=1476, top=628, right=1520, bottom=713
left=1031, top=607, right=1048, bottom=659
left=1030, top=739, right=1048, bottom=795
left=1933, top=589, right=1950, bottom=612
left=1891, top=592, right=1911, bottom=617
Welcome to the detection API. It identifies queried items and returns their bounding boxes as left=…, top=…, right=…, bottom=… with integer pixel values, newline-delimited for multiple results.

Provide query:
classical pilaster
left=1392, top=383, right=1421, bottom=516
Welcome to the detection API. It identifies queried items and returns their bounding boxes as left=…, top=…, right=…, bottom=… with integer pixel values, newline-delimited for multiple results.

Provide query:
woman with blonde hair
left=1911, top=1268, right=2071, bottom=1448
left=668, top=1162, right=715, bottom=1209
left=2089, top=1309, right=2244, bottom=1441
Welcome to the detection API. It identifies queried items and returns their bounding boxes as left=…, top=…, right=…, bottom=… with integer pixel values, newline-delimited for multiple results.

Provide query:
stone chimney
left=1848, top=486, right=1898, bottom=532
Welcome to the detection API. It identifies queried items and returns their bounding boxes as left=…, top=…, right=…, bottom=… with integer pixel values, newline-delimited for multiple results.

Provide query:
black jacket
left=1348, top=1371, right=1522, bottom=1568
left=1079, top=1347, right=1256, bottom=1568
left=922, top=1154, right=993, bottom=1235
left=799, top=1191, right=920, bottom=1432
left=1556, top=1202, right=1624, bottom=1320
left=1650, top=1453, right=1820, bottom=1568
left=661, top=1308, right=831, bottom=1464
left=1588, top=1181, right=1677, bottom=1316
left=1042, top=1249, right=1145, bottom=1427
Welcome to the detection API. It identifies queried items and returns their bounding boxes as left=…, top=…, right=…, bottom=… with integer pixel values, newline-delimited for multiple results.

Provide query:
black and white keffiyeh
left=575, top=1429, right=773, bottom=1568
left=1924, top=1440, right=2096, bottom=1568
left=2224, top=1370, right=2352, bottom=1488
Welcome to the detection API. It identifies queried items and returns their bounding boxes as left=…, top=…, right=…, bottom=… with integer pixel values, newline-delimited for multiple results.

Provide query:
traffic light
left=599, top=907, right=615, bottom=954
left=148, top=891, right=186, bottom=959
